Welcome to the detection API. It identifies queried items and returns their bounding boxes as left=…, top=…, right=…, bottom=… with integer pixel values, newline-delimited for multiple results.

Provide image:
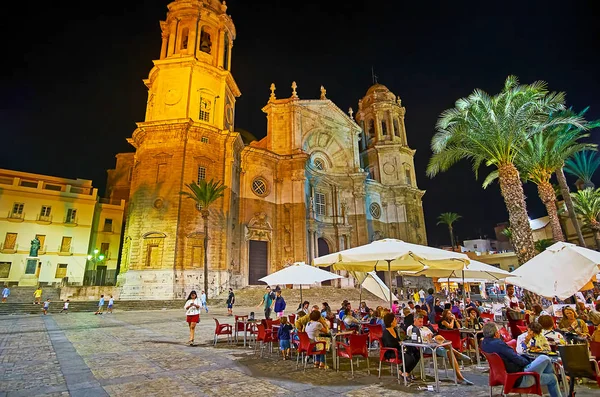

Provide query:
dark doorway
left=249, top=240, right=268, bottom=285
left=317, top=238, right=332, bottom=285
left=376, top=271, right=386, bottom=284
left=97, top=266, right=107, bottom=286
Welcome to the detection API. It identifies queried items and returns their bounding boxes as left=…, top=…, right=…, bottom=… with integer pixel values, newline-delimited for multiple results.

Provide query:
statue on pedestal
left=29, top=237, right=40, bottom=257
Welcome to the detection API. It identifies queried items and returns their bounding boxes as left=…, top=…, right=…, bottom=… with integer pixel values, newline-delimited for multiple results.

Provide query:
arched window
left=199, top=27, right=212, bottom=54
left=381, top=120, right=388, bottom=136
left=223, top=32, right=230, bottom=69
left=368, top=119, right=375, bottom=140
left=199, top=97, right=211, bottom=122
left=405, top=168, right=411, bottom=186
left=393, top=118, right=400, bottom=137
left=180, top=27, right=189, bottom=50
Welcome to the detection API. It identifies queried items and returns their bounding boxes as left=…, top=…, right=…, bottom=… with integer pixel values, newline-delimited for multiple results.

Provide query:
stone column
left=168, top=22, right=178, bottom=56
left=374, top=113, right=381, bottom=142
left=388, top=112, right=395, bottom=142
left=160, top=34, right=168, bottom=59
left=308, top=229, right=316, bottom=264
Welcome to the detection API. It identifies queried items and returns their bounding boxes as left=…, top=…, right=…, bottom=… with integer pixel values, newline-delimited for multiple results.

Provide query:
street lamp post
left=86, top=249, right=105, bottom=286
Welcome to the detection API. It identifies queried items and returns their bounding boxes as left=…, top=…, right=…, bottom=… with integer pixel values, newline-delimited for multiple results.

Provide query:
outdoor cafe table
left=234, top=317, right=259, bottom=348
left=458, top=328, right=484, bottom=368
left=401, top=340, right=458, bottom=392
left=525, top=351, right=568, bottom=396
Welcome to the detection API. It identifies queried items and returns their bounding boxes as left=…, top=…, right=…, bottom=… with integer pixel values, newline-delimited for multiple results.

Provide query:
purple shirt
left=451, top=305, right=462, bottom=319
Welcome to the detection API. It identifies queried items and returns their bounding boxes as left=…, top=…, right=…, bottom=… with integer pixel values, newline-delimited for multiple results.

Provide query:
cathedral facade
left=106, top=0, right=427, bottom=299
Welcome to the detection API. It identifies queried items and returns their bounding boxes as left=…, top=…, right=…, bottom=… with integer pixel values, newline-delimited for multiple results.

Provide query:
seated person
left=295, top=306, right=330, bottom=332
left=516, top=321, right=551, bottom=354
left=342, top=308, right=361, bottom=331
left=576, top=301, right=590, bottom=324
left=465, top=297, right=476, bottom=309
left=481, top=322, right=562, bottom=397
left=530, top=304, right=550, bottom=324
left=558, top=306, right=589, bottom=341
left=465, top=307, right=484, bottom=330
left=305, top=310, right=328, bottom=369
left=406, top=313, right=473, bottom=385
left=537, top=315, right=566, bottom=346
left=407, top=301, right=416, bottom=314
left=401, top=307, right=414, bottom=331
left=362, top=308, right=375, bottom=322
left=451, top=300, right=463, bottom=319
left=439, top=309, right=460, bottom=330
left=391, top=300, right=399, bottom=314
left=588, top=302, right=600, bottom=326
left=381, top=312, right=420, bottom=380
left=321, top=302, right=334, bottom=320
left=338, top=301, right=349, bottom=320
left=359, top=301, right=369, bottom=316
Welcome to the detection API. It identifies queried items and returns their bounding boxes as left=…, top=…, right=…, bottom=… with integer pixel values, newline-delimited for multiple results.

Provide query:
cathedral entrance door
left=248, top=240, right=268, bottom=285
left=317, top=238, right=332, bottom=286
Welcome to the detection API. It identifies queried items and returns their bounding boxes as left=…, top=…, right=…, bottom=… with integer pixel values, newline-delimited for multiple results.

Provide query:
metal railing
left=36, top=214, right=53, bottom=222
left=57, top=246, right=73, bottom=254
left=7, top=211, right=24, bottom=220
left=64, top=216, right=78, bottom=225
left=0, top=243, right=18, bottom=252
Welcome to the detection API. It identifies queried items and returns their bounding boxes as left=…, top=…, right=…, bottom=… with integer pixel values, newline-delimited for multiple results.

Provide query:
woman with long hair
left=185, top=290, right=202, bottom=345
left=439, top=309, right=460, bottom=330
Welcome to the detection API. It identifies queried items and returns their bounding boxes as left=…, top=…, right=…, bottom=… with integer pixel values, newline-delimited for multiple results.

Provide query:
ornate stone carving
left=245, top=212, right=272, bottom=241
left=320, top=85, right=327, bottom=100
left=269, top=83, right=276, bottom=101
left=291, top=81, right=298, bottom=98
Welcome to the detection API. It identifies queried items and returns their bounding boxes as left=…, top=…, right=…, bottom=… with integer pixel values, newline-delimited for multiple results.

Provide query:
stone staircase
left=211, top=285, right=390, bottom=309
left=0, top=286, right=392, bottom=315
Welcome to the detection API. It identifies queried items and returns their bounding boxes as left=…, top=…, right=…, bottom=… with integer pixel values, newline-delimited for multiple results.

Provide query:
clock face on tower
left=200, top=99, right=211, bottom=111
left=224, top=96, right=234, bottom=130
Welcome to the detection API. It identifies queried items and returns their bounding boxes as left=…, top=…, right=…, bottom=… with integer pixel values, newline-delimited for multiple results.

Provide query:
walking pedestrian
left=200, top=290, right=208, bottom=313
left=257, top=286, right=274, bottom=319
left=226, top=288, right=235, bottom=316
left=107, top=295, right=114, bottom=313
left=42, top=298, right=50, bottom=315
left=33, top=286, right=43, bottom=304
left=95, top=295, right=105, bottom=315
left=60, top=299, right=69, bottom=313
left=1, top=285, right=9, bottom=303
left=274, top=287, right=286, bottom=318
left=185, top=290, right=201, bottom=345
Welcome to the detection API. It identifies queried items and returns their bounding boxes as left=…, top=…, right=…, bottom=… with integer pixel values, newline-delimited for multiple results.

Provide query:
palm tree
left=534, top=238, right=554, bottom=253
left=484, top=127, right=594, bottom=242
left=427, top=75, right=585, bottom=265
left=437, top=212, right=462, bottom=249
left=565, top=150, right=600, bottom=190
left=180, top=179, right=227, bottom=298
left=571, top=188, right=600, bottom=249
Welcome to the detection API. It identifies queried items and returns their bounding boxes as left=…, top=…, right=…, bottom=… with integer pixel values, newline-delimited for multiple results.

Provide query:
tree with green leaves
left=571, top=188, right=600, bottom=249
left=484, top=126, right=594, bottom=242
left=180, top=179, right=227, bottom=298
left=534, top=239, right=554, bottom=253
left=565, top=150, right=600, bottom=190
left=427, top=75, right=585, bottom=266
left=437, top=212, right=461, bottom=249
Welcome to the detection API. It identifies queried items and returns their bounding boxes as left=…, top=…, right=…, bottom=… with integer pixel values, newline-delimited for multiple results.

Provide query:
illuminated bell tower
left=119, top=0, right=242, bottom=299
left=355, top=84, right=427, bottom=244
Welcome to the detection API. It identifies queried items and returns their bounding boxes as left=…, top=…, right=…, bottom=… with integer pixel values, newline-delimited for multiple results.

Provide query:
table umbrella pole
left=300, top=284, right=302, bottom=304
left=387, top=259, right=393, bottom=309
left=462, top=270, right=466, bottom=318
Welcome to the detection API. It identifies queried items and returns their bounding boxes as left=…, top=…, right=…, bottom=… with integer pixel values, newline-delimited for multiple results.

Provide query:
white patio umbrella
left=313, top=239, right=469, bottom=308
left=350, top=271, right=399, bottom=303
left=258, top=261, right=343, bottom=302
left=505, top=241, right=600, bottom=300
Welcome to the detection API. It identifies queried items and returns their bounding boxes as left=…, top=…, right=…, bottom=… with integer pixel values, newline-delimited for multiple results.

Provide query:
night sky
left=2, top=0, right=599, bottom=246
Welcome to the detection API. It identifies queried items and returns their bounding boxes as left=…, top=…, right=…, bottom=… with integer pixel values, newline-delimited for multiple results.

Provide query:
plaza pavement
left=1, top=305, right=599, bottom=397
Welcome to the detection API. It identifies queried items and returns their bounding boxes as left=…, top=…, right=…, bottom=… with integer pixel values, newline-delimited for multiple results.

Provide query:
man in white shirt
left=418, top=289, right=425, bottom=304
left=504, top=285, right=524, bottom=339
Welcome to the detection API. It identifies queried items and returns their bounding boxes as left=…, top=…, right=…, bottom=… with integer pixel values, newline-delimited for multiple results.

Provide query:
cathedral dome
left=365, top=83, right=391, bottom=96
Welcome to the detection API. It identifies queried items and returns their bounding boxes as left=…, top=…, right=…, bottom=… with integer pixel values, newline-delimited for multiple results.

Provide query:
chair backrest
left=256, top=323, right=266, bottom=341
left=590, top=341, right=600, bottom=359
left=288, top=314, right=296, bottom=324
left=368, top=324, right=384, bottom=340
left=213, top=318, right=220, bottom=330
left=558, top=344, right=597, bottom=378
left=437, top=329, right=462, bottom=350
left=483, top=352, right=508, bottom=387
left=348, top=333, right=369, bottom=356
left=297, top=331, right=311, bottom=352
left=480, top=312, right=494, bottom=322
left=498, top=327, right=512, bottom=342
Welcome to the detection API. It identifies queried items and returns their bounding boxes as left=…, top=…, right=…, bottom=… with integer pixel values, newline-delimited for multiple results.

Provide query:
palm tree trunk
left=202, top=210, right=209, bottom=298
left=498, top=163, right=536, bottom=264
left=537, top=180, right=565, bottom=242
left=448, top=226, right=455, bottom=249
left=498, top=164, right=540, bottom=308
left=556, top=166, right=586, bottom=247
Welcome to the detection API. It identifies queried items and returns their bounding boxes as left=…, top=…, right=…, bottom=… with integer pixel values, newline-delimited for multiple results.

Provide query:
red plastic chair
left=296, top=331, right=328, bottom=371
left=336, top=333, right=370, bottom=377
left=589, top=325, right=596, bottom=336
left=378, top=347, right=403, bottom=383
left=288, top=314, right=296, bottom=324
left=431, top=324, right=439, bottom=332
left=480, top=312, right=494, bottom=322
left=590, top=341, right=600, bottom=365
left=506, top=339, right=518, bottom=351
left=367, top=324, right=384, bottom=352
left=213, top=318, right=233, bottom=346
left=516, top=325, right=528, bottom=334
left=499, top=327, right=512, bottom=342
left=437, top=329, right=468, bottom=353
left=483, top=352, right=542, bottom=396
left=254, top=323, right=276, bottom=357
left=234, top=315, right=248, bottom=342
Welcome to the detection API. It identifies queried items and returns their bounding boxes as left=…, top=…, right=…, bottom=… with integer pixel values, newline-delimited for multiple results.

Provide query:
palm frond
left=482, top=170, right=500, bottom=189
left=436, top=212, right=462, bottom=226
left=564, top=150, right=600, bottom=184
left=571, top=187, right=600, bottom=225
left=180, top=179, right=227, bottom=209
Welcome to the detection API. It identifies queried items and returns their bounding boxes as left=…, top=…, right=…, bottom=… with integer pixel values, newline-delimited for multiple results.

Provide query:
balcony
left=36, top=214, right=53, bottom=224
left=64, top=217, right=78, bottom=227
left=38, top=245, right=47, bottom=255
left=0, top=243, right=18, bottom=254
left=7, top=212, right=24, bottom=222
left=57, top=246, right=73, bottom=256
left=100, top=225, right=114, bottom=234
